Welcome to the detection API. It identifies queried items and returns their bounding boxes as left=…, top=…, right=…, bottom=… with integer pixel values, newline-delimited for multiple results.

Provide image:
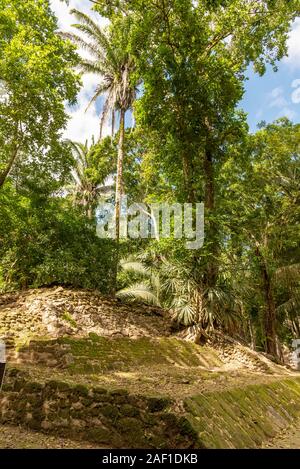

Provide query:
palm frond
left=59, top=32, right=100, bottom=58
left=172, top=301, right=196, bottom=326
left=117, top=283, right=161, bottom=307
left=85, top=82, right=110, bottom=113
left=78, top=60, right=108, bottom=76
left=70, top=9, right=108, bottom=43
left=120, top=260, right=151, bottom=277
left=99, top=87, right=117, bottom=139
left=70, top=9, right=117, bottom=67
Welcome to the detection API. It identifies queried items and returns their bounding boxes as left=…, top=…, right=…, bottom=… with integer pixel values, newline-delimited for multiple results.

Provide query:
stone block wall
left=2, top=367, right=300, bottom=448
left=0, top=368, right=198, bottom=449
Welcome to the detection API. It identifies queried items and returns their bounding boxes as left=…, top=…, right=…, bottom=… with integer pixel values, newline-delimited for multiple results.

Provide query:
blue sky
left=50, top=1, right=300, bottom=141
left=242, top=67, right=300, bottom=132
left=241, top=18, right=300, bottom=132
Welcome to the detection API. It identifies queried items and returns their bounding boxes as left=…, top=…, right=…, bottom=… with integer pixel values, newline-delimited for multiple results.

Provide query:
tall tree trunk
left=262, top=264, right=278, bottom=358
left=176, top=100, right=195, bottom=203
left=0, top=144, right=19, bottom=189
left=182, top=152, right=195, bottom=203
left=112, top=108, right=125, bottom=294
left=111, top=110, right=115, bottom=140
left=115, top=108, right=125, bottom=242
left=203, top=146, right=219, bottom=288
left=203, top=148, right=214, bottom=210
left=255, top=246, right=278, bottom=358
left=248, top=318, right=256, bottom=350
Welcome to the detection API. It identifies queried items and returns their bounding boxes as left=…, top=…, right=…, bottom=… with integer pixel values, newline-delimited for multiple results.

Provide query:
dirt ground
left=0, top=424, right=106, bottom=449
left=2, top=421, right=300, bottom=449
left=16, top=361, right=295, bottom=399
left=263, top=421, right=300, bottom=449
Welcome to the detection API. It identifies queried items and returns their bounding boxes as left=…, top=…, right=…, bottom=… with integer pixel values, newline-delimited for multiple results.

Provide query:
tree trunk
left=262, top=264, right=278, bottom=358
left=203, top=146, right=219, bottom=288
left=111, top=110, right=115, bottom=140
left=182, top=152, right=195, bottom=203
left=115, top=108, right=125, bottom=242
left=248, top=318, right=256, bottom=350
left=203, top=148, right=214, bottom=211
left=0, top=144, right=19, bottom=189
left=176, top=100, right=196, bottom=203
left=112, top=108, right=125, bottom=294
left=255, top=246, right=278, bottom=358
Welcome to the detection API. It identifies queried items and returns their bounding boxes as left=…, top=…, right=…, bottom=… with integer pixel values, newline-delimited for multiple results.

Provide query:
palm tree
left=67, top=138, right=114, bottom=219
left=117, top=254, right=241, bottom=340
left=63, top=9, right=137, bottom=246
left=117, top=258, right=162, bottom=307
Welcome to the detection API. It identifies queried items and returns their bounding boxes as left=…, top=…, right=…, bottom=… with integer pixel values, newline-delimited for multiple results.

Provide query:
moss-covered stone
left=116, top=417, right=146, bottom=445
left=73, top=384, right=89, bottom=397
left=62, top=312, right=77, bottom=328
left=59, top=336, right=222, bottom=375
left=24, top=382, right=44, bottom=393
left=101, top=404, right=119, bottom=420
left=183, top=378, right=300, bottom=448
left=86, top=427, right=112, bottom=443
left=81, top=397, right=94, bottom=407
left=46, top=381, right=70, bottom=392
left=93, top=387, right=108, bottom=396
left=147, top=397, right=171, bottom=413
left=119, top=404, right=140, bottom=418
left=177, top=416, right=199, bottom=439
left=2, top=360, right=300, bottom=449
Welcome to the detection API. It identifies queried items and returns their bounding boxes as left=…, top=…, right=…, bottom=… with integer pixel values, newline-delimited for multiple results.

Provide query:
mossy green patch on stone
left=46, top=381, right=70, bottom=392
left=73, top=384, right=89, bottom=397
left=184, top=379, right=300, bottom=448
left=62, top=312, right=77, bottom=328
left=86, top=427, right=113, bottom=443
left=23, top=382, right=44, bottom=393
left=101, top=404, right=119, bottom=420
left=119, top=404, right=140, bottom=418
left=147, top=397, right=171, bottom=413
left=58, top=336, right=222, bottom=375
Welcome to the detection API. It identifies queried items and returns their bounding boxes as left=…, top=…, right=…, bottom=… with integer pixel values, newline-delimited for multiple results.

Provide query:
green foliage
left=0, top=185, right=114, bottom=292
left=0, top=0, right=80, bottom=188
left=222, top=120, right=300, bottom=352
left=66, top=137, right=115, bottom=217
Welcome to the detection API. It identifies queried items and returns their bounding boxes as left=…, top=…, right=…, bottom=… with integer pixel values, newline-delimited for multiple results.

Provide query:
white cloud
left=283, top=18, right=300, bottom=70
left=290, top=78, right=300, bottom=104
left=291, top=87, right=300, bottom=104
left=51, top=0, right=108, bottom=31
left=64, top=74, right=110, bottom=143
left=268, top=85, right=298, bottom=120
left=268, top=87, right=288, bottom=108
left=50, top=0, right=110, bottom=143
left=292, top=79, right=300, bottom=88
